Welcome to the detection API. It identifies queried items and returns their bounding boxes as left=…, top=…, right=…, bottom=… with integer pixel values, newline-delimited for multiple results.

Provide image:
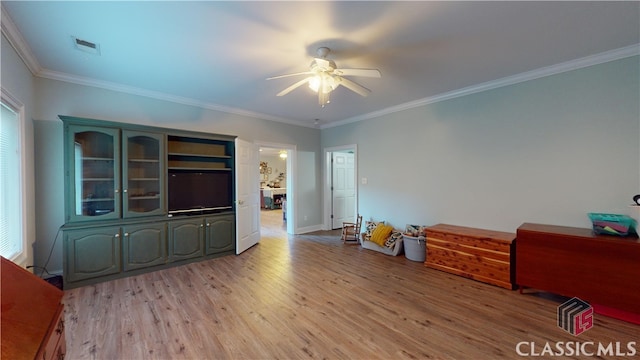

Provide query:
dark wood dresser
left=1, top=257, right=65, bottom=359
left=516, top=223, right=640, bottom=317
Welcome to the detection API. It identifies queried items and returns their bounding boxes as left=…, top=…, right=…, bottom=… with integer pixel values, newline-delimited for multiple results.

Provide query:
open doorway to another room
left=258, top=145, right=293, bottom=237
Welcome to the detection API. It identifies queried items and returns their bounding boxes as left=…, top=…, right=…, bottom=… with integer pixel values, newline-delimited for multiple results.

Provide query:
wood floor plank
left=63, top=209, right=639, bottom=359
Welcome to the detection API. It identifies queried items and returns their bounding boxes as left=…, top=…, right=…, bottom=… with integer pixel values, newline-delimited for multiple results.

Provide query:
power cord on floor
left=26, top=225, right=63, bottom=279
left=25, top=265, right=51, bottom=276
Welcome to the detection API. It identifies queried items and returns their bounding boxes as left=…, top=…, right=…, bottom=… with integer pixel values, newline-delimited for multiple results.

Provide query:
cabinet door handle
left=115, top=189, right=120, bottom=194
left=124, top=232, right=129, bottom=237
left=115, top=233, right=120, bottom=238
left=206, top=223, right=211, bottom=227
left=123, top=189, right=128, bottom=193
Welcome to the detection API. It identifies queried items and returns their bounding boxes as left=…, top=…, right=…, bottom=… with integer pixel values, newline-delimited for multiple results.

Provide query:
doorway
left=324, top=145, right=357, bottom=230
left=258, top=143, right=295, bottom=235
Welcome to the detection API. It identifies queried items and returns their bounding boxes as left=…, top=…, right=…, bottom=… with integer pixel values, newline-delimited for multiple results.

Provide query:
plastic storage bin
left=403, top=235, right=426, bottom=262
left=588, top=213, right=636, bottom=236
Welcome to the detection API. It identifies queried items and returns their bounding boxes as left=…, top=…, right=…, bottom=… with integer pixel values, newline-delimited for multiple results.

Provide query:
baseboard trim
left=295, top=224, right=323, bottom=234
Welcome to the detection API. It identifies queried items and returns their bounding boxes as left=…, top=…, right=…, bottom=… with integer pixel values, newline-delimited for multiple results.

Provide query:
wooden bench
left=425, top=224, right=516, bottom=289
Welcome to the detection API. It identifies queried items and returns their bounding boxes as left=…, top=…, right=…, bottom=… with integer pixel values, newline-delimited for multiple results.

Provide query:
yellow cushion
left=370, top=224, right=393, bottom=247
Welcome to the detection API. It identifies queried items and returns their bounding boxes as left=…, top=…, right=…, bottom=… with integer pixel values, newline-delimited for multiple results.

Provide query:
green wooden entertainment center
left=60, top=116, right=236, bottom=289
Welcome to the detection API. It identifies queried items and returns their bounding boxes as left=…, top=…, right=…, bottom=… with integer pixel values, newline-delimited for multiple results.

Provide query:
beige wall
left=4, top=26, right=638, bottom=274
left=322, top=56, right=640, bottom=233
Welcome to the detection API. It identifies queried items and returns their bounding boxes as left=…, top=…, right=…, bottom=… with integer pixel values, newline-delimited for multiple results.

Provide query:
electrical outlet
left=304, top=215, right=308, bottom=221
left=361, top=177, right=368, bottom=185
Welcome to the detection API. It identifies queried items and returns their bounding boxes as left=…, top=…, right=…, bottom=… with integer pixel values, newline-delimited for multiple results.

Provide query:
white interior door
left=331, top=152, right=355, bottom=229
left=235, top=138, right=260, bottom=254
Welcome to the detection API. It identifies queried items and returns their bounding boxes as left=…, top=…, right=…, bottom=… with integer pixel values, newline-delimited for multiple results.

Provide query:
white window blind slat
left=0, top=102, right=23, bottom=259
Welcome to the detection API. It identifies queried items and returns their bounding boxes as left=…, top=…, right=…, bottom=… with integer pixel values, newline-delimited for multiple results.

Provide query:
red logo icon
left=558, top=297, right=593, bottom=336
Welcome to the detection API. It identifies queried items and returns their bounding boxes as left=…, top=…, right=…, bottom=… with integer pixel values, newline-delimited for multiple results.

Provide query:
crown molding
left=3, top=1, right=636, bottom=130
left=325, top=44, right=640, bottom=129
left=38, top=69, right=315, bottom=128
left=1, top=5, right=312, bottom=128
left=44, top=42, right=639, bottom=130
left=1, top=5, right=42, bottom=75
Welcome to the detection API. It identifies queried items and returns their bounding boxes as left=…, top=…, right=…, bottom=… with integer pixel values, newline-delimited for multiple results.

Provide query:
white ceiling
left=2, top=1, right=639, bottom=128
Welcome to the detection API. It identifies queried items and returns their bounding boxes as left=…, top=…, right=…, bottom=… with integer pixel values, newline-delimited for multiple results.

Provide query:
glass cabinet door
left=68, top=126, right=121, bottom=222
left=122, top=131, right=165, bottom=218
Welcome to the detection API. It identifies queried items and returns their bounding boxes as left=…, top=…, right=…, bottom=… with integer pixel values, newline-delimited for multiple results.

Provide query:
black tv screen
left=168, top=171, right=232, bottom=214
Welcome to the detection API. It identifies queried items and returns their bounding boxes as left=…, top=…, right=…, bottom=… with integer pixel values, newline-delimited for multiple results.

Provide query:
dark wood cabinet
left=516, top=223, right=640, bottom=316
left=1, top=257, right=65, bottom=360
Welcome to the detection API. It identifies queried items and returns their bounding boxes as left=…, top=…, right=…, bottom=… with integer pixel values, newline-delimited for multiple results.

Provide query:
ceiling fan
left=267, top=47, right=381, bottom=107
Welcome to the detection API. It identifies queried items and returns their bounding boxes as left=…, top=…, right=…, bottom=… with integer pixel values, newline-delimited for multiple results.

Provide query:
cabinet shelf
left=129, top=158, right=160, bottom=163
left=129, top=195, right=160, bottom=200
left=82, top=157, right=113, bottom=162
left=82, top=197, right=115, bottom=203
left=167, top=136, right=233, bottom=177
left=83, top=178, right=115, bottom=182
left=168, top=152, right=231, bottom=159
left=129, top=177, right=160, bottom=181
left=168, top=167, right=232, bottom=171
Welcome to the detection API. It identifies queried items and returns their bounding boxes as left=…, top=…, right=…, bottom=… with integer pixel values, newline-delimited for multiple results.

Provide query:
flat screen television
left=168, top=171, right=233, bottom=214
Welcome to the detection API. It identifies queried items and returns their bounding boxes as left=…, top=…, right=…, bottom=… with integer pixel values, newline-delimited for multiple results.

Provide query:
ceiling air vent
left=72, top=36, right=100, bottom=55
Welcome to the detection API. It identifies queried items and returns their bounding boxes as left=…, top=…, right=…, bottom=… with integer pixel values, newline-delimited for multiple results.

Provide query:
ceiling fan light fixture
left=308, top=75, right=321, bottom=92
left=267, top=46, right=379, bottom=107
left=308, top=73, right=337, bottom=94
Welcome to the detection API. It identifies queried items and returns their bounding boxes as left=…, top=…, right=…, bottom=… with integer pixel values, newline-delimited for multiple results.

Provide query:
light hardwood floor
left=63, top=211, right=639, bottom=359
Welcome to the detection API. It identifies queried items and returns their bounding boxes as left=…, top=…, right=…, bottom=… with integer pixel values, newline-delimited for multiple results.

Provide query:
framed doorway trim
left=323, top=144, right=358, bottom=231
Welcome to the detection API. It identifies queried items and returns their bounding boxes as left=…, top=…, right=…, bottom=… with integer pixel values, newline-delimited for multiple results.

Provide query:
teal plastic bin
left=588, top=213, right=636, bottom=236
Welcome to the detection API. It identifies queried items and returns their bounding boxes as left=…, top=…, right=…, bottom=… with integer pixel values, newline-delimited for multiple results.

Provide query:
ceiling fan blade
left=333, top=68, right=381, bottom=78
left=335, top=77, right=371, bottom=97
left=276, top=77, right=311, bottom=96
left=267, top=71, right=313, bottom=80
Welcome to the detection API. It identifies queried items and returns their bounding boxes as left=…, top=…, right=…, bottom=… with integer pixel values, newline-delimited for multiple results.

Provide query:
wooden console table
left=516, top=223, right=640, bottom=317
left=1, top=257, right=66, bottom=359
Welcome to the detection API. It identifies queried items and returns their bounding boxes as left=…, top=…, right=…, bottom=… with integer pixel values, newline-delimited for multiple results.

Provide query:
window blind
left=0, top=102, right=22, bottom=259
